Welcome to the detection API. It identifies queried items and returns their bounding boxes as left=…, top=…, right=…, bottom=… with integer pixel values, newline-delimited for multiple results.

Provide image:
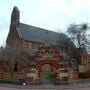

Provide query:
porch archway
left=36, top=60, right=59, bottom=84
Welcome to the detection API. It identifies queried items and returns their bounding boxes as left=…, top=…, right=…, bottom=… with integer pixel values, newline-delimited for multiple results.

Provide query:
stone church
left=6, top=6, right=78, bottom=84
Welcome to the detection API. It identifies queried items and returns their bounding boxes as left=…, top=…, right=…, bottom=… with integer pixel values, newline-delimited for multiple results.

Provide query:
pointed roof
left=12, top=6, right=19, bottom=12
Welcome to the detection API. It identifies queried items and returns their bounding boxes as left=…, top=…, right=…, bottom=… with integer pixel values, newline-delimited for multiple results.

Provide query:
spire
left=10, top=6, right=20, bottom=27
left=12, top=6, right=20, bottom=16
left=13, top=6, right=19, bottom=12
left=12, top=6, right=19, bottom=16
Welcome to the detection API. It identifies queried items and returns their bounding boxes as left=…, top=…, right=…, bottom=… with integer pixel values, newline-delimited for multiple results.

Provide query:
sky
left=0, top=0, right=90, bottom=46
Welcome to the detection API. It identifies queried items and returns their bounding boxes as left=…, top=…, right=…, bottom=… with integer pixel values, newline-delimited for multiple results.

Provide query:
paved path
left=0, top=87, right=90, bottom=90
left=0, top=83, right=90, bottom=90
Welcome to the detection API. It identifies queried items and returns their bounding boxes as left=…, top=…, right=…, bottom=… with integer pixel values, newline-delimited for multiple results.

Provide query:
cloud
left=47, top=0, right=81, bottom=17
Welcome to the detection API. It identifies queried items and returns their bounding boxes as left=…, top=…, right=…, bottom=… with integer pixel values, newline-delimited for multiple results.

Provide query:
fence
left=0, top=72, right=22, bottom=81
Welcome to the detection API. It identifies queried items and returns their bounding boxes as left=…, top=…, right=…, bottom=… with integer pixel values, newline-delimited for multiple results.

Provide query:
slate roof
left=17, top=23, right=68, bottom=45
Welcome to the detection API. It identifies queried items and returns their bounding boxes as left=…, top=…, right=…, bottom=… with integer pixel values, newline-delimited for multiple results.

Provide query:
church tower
left=6, top=6, right=20, bottom=48
left=10, top=6, right=20, bottom=28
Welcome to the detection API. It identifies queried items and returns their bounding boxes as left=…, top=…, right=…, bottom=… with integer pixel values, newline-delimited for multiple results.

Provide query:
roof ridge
left=18, top=22, right=68, bottom=45
left=20, top=22, right=61, bottom=34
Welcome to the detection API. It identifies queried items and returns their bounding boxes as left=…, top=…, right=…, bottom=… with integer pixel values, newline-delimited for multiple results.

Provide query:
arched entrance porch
left=36, top=60, right=59, bottom=84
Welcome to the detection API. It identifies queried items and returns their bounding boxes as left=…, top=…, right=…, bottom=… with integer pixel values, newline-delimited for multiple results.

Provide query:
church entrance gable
left=36, top=61, right=59, bottom=84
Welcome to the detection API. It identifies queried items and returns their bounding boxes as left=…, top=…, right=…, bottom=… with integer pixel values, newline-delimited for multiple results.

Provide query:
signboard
left=27, top=73, right=38, bottom=80
left=78, top=65, right=86, bottom=73
left=87, top=54, right=90, bottom=63
left=59, top=72, right=68, bottom=77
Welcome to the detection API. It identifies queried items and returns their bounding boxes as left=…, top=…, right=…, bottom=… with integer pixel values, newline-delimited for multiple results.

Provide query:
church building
left=6, top=6, right=78, bottom=84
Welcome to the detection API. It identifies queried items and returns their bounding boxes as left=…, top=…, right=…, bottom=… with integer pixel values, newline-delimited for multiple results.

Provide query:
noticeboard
left=78, top=65, right=86, bottom=73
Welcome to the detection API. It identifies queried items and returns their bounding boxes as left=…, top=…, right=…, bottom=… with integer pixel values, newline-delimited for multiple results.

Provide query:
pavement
left=0, top=83, right=90, bottom=90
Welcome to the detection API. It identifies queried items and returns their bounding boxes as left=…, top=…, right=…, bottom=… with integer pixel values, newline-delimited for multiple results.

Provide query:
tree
left=0, top=46, right=32, bottom=72
left=67, top=23, right=88, bottom=49
left=57, top=33, right=78, bottom=61
left=0, top=47, right=22, bottom=72
left=67, top=23, right=89, bottom=65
